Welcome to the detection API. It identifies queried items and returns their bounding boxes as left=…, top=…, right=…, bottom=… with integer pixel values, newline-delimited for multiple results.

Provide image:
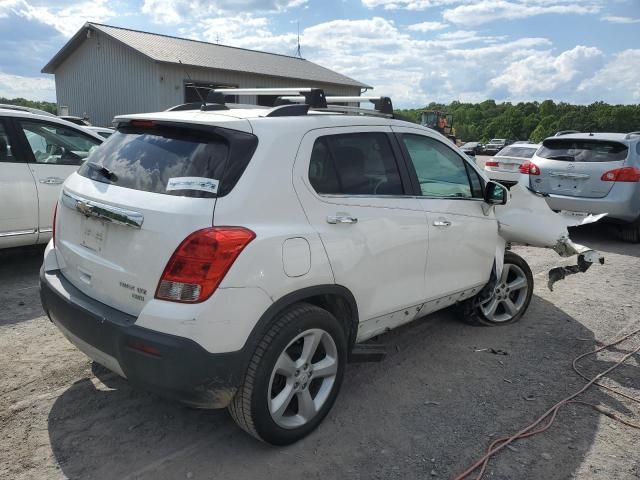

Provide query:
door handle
left=39, top=177, right=64, bottom=185
left=433, top=219, right=451, bottom=227
left=327, top=214, right=358, bottom=224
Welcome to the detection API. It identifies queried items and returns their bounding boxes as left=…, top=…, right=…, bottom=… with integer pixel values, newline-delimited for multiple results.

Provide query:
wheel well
left=303, top=294, right=358, bottom=349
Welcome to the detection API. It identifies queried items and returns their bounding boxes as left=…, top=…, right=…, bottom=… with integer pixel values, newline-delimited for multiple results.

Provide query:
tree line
left=2, top=97, right=639, bottom=144
left=0, top=97, right=57, bottom=114
left=397, top=100, right=640, bottom=143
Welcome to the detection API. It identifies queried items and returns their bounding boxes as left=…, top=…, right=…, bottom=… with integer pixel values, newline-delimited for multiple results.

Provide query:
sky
left=0, top=0, right=638, bottom=108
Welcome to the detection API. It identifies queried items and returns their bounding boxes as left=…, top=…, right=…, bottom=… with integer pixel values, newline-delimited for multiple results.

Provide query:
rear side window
left=538, top=139, right=628, bottom=162
left=309, top=132, right=403, bottom=196
left=78, top=124, right=258, bottom=198
left=498, top=146, right=537, bottom=159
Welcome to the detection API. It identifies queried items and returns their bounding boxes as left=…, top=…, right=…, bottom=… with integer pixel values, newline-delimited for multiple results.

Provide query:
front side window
left=19, top=120, right=101, bottom=165
left=0, top=120, right=15, bottom=163
left=309, top=132, right=403, bottom=196
left=402, top=134, right=476, bottom=198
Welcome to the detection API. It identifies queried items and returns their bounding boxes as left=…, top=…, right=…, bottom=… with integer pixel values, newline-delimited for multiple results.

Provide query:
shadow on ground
left=0, top=245, right=45, bottom=326
left=47, top=295, right=628, bottom=480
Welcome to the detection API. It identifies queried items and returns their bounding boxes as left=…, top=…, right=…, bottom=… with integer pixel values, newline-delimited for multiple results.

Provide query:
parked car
left=86, top=126, right=115, bottom=139
left=39, top=92, right=602, bottom=445
left=524, top=132, right=640, bottom=242
left=0, top=103, right=56, bottom=117
left=484, top=143, right=540, bottom=186
left=0, top=108, right=104, bottom=249
left=460, top=141, right=482, bottom=157
left=483, top=138, right=514, bottom=155
left=59, top=115, right=91, bottom=126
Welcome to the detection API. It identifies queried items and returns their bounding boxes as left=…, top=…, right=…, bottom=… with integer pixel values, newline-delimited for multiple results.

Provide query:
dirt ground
left=1, top=223, right=639, bottom=480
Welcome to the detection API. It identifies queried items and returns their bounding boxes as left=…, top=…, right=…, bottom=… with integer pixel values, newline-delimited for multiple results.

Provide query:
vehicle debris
left=495, top=179, right=605, bottom=290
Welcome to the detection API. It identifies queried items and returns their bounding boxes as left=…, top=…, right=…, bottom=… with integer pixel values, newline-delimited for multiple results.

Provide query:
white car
left=0, top=109, right=104, bottom=249
left=86, top=126, right=115, bottom=139
left=39, top=89, right=603, bottom=445
left=484, top=143, right=540, bottom=186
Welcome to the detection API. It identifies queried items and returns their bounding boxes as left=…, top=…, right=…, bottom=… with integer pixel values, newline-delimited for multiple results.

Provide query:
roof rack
left=167, top=87, right=396, bottom=118
left=625, top=131, right=640, bottom=139
left=203, top=87, right=328, bottom=108
left=275, top=95, right=393, bottom=117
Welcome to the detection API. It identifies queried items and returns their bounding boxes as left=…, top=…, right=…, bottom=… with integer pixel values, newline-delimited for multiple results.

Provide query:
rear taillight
left=519, top=160, right=540, bottom=175
left=600, top=166, right=640, bottom=182
left=155, top=227, right=255, bottom=303
left=130, top=119, right=155, bottom=128
left=485, top=161, right=498, bottom=167
left=52, top=202, right=58, bottom=246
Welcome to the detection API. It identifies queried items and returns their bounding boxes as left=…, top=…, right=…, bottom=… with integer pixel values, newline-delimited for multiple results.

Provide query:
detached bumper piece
left=40, top=268, right=245, bottom=408
left=548, top=250, right=605, bottom=291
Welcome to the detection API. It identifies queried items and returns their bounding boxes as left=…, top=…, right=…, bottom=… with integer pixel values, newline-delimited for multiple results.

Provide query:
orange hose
left=452, top=327, right=640, bottom=480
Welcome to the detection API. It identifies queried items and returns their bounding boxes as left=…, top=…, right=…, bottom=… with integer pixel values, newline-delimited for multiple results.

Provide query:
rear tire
left=228, top=303, right=347, bottom=445
left=457, top=251, right=533, bottom=326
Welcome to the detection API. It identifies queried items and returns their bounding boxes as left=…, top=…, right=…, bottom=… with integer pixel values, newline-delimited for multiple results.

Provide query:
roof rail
left=554, top=130, right=580, bottom=136
left=625, top=131, right=640, bottom=139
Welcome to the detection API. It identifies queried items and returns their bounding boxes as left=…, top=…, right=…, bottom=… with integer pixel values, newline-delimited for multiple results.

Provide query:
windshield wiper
left=546, top=155, right=575, bottom=161
left=86, top=161, right=118, bottom=181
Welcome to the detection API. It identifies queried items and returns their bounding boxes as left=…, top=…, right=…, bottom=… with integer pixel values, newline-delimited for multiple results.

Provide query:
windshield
left=78, top=124, right=258, bottom=198
left=497, top=146, right=537, bottom=159
left=538, top=139, right=628, bottom=162
left=462, top=142, right=477, bottom=148
left=489, top=139, right=505, bottom=144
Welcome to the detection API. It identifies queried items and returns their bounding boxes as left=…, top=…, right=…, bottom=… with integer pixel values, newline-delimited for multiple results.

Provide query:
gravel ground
left=0, top=223, right=639, bottom=480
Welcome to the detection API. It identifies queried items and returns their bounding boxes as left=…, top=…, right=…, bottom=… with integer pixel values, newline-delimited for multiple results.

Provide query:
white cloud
left=489, top=45, right=604, bottom=97
left=578, top=49, right=640, bottom=103
left=407, top=21, right=448, bottom=32
left=601, top=15, right=640, bottom=24
left=3, top=0, right=115, bottom=36
left=443, top=0, right=600, bottom=25
left=0, top=71, right=55, bottom=101
left=142, top=0, right=307, bottom=25
left=362, top=0, right=459, bottom=10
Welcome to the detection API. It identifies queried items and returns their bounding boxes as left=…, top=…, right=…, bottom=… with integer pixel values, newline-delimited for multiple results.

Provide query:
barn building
left=42, top=23, right=370, bottom=126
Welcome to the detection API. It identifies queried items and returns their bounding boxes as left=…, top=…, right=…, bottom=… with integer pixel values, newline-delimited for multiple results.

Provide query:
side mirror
left=484, top=181, right=508, bottom=205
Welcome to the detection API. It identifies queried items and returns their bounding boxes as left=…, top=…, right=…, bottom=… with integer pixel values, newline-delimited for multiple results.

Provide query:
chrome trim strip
left=61, top=190, right=144, bottom=229
left=0, top=229, right=37, bottom=238
left=39, top=228, right=53, bottom=233
left=549, top=172, right=590, bottom=179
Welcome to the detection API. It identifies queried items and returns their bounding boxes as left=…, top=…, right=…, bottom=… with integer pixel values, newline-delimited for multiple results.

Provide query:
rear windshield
left=497, top=146, right=537, bottom=159
left=538, top=139, right=628, bottom=163
left=78, top=124, right=257, bottom=198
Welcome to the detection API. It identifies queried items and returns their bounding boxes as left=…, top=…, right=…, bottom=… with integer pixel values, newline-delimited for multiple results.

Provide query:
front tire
left=457, top=251, right=533, bottom=326
left=229, top=303, right=347, bottom=445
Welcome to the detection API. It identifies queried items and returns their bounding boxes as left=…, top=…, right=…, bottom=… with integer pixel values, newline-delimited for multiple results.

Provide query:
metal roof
left=42, top=23, right=371, bottom=89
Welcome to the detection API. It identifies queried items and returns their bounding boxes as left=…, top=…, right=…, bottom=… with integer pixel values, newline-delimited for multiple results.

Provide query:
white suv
left=0, top=109, right=103, bottom=249
left=40, top=90, right=601, bottom=445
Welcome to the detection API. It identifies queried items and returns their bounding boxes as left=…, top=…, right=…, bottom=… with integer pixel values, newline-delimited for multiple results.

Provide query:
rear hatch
left=531, top=138, right=629, bottom=198
left=490, top=145, right=538, bottom=172
left=55, top=117, right=257, bottom=316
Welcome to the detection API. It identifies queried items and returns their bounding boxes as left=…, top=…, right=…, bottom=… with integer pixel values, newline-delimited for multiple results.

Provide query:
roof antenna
left=180, top=60, right=206, bottom=109
left=295, top=21, right=302, bottom=59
